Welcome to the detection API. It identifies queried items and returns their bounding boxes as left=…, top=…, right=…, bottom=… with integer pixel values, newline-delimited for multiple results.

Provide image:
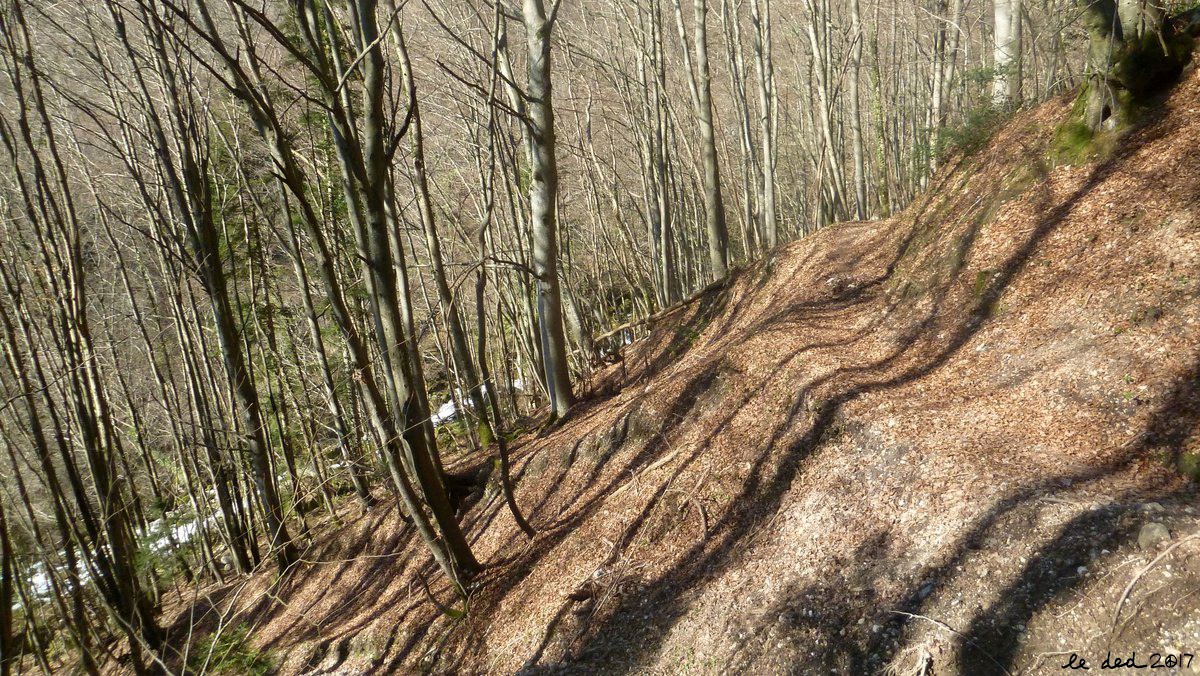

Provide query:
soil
left=160, top=59, right=1200, bottom=675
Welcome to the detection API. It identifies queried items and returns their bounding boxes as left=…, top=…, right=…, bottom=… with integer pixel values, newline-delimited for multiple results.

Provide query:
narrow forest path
left=165, top=65, right=1200, bottom=675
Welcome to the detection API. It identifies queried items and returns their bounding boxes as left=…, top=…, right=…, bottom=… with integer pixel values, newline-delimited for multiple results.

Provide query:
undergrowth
left=187, top=623, right=274, bottom=675
left=936, top=101, right=1016, bottom=160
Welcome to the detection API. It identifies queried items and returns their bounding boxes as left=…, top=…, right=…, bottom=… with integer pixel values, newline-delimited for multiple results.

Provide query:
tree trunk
left=523, top=0, right=576, bottom=419
left=849, top=0, right=868, bottom=218
left=993, top=0, right=1023, bottom=104
left=751, top=0, right=778, bottom=248
left=674, top=0, right=730, bottom=275
left=1081, top=0, right=1123, bottom=130
left=1119, top=0, right=1164, bottom=38
left=0, top=501, right=13, bottom=676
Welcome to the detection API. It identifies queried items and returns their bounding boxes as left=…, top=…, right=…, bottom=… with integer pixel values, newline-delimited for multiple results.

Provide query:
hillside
left=164, top=69, right=1200, bottom=675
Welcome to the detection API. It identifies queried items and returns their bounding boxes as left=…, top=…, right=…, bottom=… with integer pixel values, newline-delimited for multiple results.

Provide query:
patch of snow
left=431, top=399, right=458, bottom=425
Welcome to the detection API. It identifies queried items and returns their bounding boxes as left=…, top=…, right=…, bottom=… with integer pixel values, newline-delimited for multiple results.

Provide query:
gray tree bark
left=993, top=0, right=1024, bottom=104
left=523, top=0, right=576, bottom=418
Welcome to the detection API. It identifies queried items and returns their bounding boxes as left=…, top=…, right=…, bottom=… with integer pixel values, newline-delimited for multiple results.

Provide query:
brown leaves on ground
left=164, top=65, right=1200, bottom=675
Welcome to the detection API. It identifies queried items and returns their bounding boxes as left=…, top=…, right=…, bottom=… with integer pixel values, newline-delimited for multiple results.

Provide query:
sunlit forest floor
left=159, top=66, right=1200, bottom=675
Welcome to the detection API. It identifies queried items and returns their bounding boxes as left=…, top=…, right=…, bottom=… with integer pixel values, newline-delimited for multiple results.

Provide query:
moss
left=673, top=325, right=700, bottom=347
left=891, top=279, right=923, bottom=301
left=1050, top=102, right=1123, bottom=166
left=1056, top=26, right=1196, bottom=165
left=1051, top=116, right=1120, bottom=166
left=973, top=270, right=995, bottom=299
left=1179, top=452, right=1200, bottom=481
left=945, top=231, right=971, bottom=274
left=476, top=421, right=494, bottom=447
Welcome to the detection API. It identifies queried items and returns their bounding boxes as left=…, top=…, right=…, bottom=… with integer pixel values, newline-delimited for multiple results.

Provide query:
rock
left=1137, top=522, right=1171, bottom=550
left=916, top=582, right=935, bottom=600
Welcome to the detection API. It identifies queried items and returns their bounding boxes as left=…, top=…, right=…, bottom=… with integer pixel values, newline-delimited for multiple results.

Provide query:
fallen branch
left=611, top=447, right=684, bottom=497
left=589, top=276, right=732, bottom=346
left=1110, top=533, right=1200, bottom=636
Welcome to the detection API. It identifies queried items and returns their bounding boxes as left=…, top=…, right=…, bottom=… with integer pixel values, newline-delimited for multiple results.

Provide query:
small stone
left=1141, top=502, right=1165, bottom=513
left=1138, top=522, right=1171, bottom=550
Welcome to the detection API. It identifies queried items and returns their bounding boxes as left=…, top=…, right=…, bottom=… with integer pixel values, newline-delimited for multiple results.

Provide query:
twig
left=1113, top=582, right=1170, bottom=640
left=417, top=570, right=465, bottom=619
left=611, top=447, right=683, bottom=497
left=890, top=610, right=1014, bottom=676
left=1110, top=534, right=1200, bottom=635
left=1023, top=650, right=1084, bottom=675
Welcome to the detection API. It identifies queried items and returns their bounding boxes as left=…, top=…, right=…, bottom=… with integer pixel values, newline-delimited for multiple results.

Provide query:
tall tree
left=0, top=500, right=13, bottom=676
left=993, top=0, right=1024, bottom=104
left=523, top=0, right=576, bottom=418
left=751, top=0, right=779, bottom=247
left=676, top=0, right=731, bottom=277
left=396, top=30, right=494, bottom=445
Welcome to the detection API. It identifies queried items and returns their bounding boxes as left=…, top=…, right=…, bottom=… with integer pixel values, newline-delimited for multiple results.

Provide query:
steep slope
left=165, top=65, right=1200, bottom=675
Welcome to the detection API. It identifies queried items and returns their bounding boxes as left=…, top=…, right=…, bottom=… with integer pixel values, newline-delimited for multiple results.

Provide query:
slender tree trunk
left=692, top=0, right=730, bottom=276
left=0, top=501, right=13, bottom=676
left=523, top=0, right=576, bottom=419
left=674, top=0, right=730, bottom=276
left=751, top=0, right=778, bottom=248
left=849, top=0, right=868, bottom=219
left=721, top=0, right=760, bottom=258
left=475, top=27, right=535, bottom=533
left=280, top=189, right=375, bottom=507
left=350, top=0, right=479, bottom=581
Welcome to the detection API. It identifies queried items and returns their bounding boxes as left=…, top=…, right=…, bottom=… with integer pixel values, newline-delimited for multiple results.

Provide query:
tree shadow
left=162, top=85, right=1200, bottom=673
left=514, top=108, right=1192, bottom=672
left=947, top=356, right=1200, bottom=673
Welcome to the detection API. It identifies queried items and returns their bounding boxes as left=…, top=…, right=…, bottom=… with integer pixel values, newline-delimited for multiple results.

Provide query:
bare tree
left=523, top=0, right=576, bottom=418
left=993, top=0, right=1024, bottom=105
left=676, top=0, right=731, bottom=276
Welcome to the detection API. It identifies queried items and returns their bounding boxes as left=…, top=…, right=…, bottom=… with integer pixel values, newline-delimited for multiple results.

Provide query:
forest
left=1, top=0, right=1199, bottom=673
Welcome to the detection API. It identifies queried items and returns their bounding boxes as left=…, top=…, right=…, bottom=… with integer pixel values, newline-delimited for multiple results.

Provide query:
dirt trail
left=165, top=64, right=1200, bottom=675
